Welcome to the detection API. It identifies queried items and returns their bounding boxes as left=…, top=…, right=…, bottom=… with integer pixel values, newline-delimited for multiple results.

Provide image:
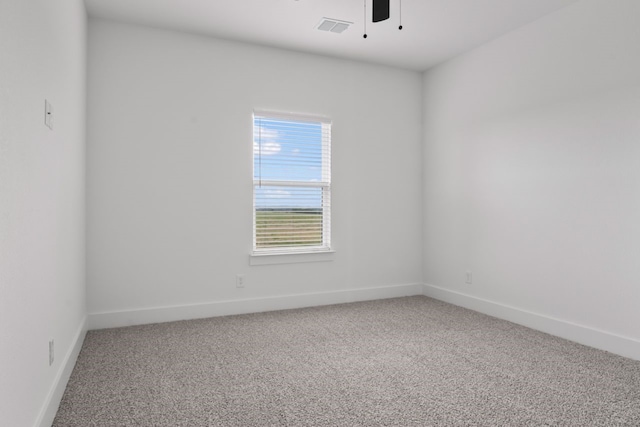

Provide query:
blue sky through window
left=254, top=116, right=325, bottom=209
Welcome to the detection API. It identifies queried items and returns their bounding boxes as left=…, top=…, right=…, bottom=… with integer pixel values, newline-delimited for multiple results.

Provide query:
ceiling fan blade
left=372, top=0, right=390, bottom=22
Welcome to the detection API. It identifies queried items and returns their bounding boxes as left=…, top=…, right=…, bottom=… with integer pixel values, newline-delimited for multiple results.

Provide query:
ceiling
left=85, top=0, right=579, bottom=71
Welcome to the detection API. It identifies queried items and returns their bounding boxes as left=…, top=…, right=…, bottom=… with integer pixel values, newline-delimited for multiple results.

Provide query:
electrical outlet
left=236, top=274, right=245, bottom=288
left=44, top=99, right=53, bottom=130
left=49, top=340, right=54, bottom=366
left=465, top=272, right=473, bottom=285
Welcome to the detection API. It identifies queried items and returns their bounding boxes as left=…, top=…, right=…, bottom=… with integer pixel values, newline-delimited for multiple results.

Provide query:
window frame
left=251, top=110, right=332, bottom=256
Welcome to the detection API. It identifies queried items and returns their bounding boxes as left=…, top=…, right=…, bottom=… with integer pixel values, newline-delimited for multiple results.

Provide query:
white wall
left=423, top=0, right=640, bottom=349
left=86, top=19, right=423, bottom=321
left=0, top=1, right=87, bottom=426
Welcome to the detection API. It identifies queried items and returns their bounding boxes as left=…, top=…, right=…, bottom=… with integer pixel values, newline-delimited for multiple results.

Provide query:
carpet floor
left=53, top=296, right=640, bottom=426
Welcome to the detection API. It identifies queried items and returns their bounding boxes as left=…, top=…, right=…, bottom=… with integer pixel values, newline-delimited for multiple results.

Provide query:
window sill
left=249, top=250, right=335, bottom=266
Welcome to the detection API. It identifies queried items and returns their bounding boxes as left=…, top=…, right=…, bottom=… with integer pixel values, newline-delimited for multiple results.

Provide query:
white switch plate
left=44, top=99, right=53, bottom=129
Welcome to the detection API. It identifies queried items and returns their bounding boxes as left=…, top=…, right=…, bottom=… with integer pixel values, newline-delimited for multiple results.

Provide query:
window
left=253, top=111, right=331, bottom=254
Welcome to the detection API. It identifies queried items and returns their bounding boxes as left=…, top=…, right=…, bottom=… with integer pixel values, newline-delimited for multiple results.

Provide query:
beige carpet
left=54, top=296, right=640, bottom=426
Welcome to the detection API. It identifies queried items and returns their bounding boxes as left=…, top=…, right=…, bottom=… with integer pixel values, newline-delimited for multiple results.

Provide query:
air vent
left=316, top=18, right=352, bottom=34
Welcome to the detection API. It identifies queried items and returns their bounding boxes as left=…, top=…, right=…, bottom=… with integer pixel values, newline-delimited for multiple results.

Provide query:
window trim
left=249, top=249, right=335, bottom=266
left=251, top=110, right=332, bottom=256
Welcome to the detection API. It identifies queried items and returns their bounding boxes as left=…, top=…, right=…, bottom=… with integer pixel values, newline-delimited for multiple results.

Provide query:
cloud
left=262, top=189, right=292, bottom=198
left=254, top=126, right=281, bottom=156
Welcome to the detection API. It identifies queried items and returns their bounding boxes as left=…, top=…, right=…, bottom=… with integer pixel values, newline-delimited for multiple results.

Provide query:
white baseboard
left=35, top=316, right=87, bottom=427
left=89, top=283, right=423, bottom=330
left=87, top=281, right=640, bottom=359
left=422, top=284, right=640, bottom=361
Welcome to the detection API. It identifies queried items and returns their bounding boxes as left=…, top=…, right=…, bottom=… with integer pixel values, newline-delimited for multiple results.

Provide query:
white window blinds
left=253, top=111, right=331, bottom=254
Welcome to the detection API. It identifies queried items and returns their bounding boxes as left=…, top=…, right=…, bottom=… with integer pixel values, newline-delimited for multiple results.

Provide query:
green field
left=255, top=210, right=323, bottom=248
